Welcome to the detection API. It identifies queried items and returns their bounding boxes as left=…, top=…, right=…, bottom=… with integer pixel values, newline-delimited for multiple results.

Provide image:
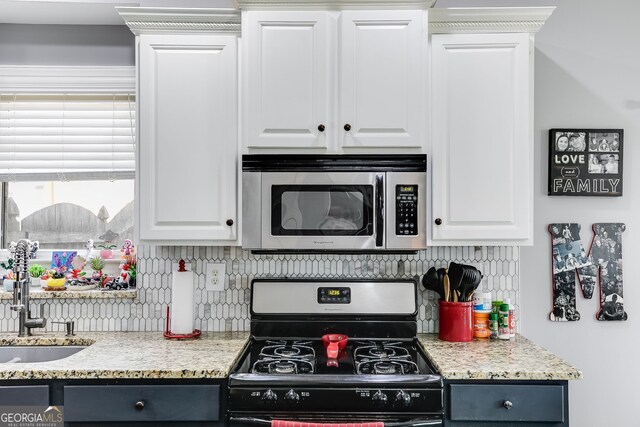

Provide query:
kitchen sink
left=0, top=346, right=88, bottom=363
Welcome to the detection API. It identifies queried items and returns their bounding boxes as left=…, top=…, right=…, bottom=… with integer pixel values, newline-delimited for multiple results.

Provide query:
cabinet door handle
left=318, top=124, right=325, bottom=132
left=344, top=124, right=352, bottom=132
left=135, top=401, right=145, bottom=411
left=226, top=219, right=234, bottom=227
left=435, top=218, right=442, bottom=226
left=503, top=400, right=513, bottom=410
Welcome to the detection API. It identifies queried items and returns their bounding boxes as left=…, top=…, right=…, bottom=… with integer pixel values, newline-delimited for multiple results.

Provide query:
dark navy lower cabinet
left=0, top=385, right=49, bottom=405
left=445, top=380, right=569, bottom=426
left=64, top=384, right=220, bottom=423
left=0, top=378, right=226, bottom=427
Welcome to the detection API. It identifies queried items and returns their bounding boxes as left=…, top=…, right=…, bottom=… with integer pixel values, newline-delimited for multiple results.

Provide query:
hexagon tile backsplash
left=0, top=246, right=519, bottom=333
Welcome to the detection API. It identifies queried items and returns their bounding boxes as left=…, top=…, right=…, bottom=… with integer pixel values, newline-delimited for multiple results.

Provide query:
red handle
left=272, top=421, right=383, bottom=427
left=327, top=341, right=339, bottom=359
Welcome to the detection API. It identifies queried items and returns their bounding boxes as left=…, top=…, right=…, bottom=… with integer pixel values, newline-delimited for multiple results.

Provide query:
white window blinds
left=0, top=92, right=135, bottom=181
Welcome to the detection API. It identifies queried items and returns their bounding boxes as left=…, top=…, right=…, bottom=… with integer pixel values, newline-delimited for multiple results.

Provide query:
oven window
left=272, top=185, right=373, bottom=236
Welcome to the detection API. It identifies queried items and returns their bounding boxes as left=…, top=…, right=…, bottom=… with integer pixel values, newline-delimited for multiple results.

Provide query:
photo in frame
left=548, top=129, right=623, bottom=196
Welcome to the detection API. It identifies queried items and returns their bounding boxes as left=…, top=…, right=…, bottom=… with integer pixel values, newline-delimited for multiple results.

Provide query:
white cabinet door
left=339, top=10, right=426, bottom=149
left=138, top=34, right=238, bottom=243
left=243, top=11, right=331, bottom=150
left=430, top=33, right=532, bottom=245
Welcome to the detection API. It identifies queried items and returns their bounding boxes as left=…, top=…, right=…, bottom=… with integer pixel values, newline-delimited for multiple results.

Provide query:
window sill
left=0, top=289, right=137, bottom=300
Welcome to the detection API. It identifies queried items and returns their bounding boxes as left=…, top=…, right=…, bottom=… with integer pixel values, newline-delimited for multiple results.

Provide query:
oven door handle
left=229, top=418, right=442, bottom=427
left=229, top=417, right=271, bottom=426
left=386, top=420, right=442, bottom=427
left=375, top=173, right=384, bottom=247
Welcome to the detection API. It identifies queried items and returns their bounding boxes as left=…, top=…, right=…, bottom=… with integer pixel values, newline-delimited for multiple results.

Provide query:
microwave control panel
left=395, top=185, right=418, bottom=236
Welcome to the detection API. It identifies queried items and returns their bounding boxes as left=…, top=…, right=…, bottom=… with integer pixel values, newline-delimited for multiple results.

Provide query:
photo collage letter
left=549, top=223, right=627, bottom=322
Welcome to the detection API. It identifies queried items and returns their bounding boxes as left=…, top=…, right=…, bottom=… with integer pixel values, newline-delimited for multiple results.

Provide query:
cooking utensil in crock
left=437, top=268, right=446, bottom=299
left=322, top=334, right=348, bottom=359
left=421, top=267, right=445, bottom=300
left=443, top=271, right=451, bottom=302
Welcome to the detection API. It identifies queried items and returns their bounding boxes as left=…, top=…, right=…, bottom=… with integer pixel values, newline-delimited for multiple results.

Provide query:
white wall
left=0, top=24, right=134, bottom=65
left=522, top=1, right=639, bottom=425
left=441, top=0, right=639, bottom=425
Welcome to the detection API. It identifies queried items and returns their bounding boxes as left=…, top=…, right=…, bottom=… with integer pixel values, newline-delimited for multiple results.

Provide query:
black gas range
left=228, top=280, right=443, bottom=427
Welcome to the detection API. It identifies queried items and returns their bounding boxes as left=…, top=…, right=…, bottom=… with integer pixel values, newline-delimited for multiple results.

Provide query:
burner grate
left=252, top=340, right=316, bottom=374
left=354, top=341, right=419, bottom=375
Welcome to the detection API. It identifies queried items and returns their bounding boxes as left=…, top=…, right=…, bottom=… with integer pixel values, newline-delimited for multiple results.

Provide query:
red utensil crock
left=438, top=300, right=474, bottom=342
left=322, top=334, right=348, bottom=359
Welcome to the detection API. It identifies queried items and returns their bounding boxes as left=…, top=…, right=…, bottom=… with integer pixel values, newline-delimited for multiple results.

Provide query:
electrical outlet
left=205, top=262, right=226, bottom=291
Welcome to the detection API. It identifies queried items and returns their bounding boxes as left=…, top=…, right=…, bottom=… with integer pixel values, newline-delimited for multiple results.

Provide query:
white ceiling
left=0, top=0, right=557, bottom=25
left=0, top=0, right=237, bottom=25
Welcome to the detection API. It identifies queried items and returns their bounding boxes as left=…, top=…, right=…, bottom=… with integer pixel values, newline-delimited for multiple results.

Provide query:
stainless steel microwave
left=242, top=155, right=427, bottom=251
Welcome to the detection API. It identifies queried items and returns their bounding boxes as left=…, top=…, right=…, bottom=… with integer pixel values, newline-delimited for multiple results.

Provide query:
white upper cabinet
left=339, top=11, right=425, bottom=149
left=241, top=6, right=428, bottom=153
left=118, top=8, right=241, bottom=245
left=428, top=8, right=554, bottom=246
left=244, top=12, right=331, bottom=150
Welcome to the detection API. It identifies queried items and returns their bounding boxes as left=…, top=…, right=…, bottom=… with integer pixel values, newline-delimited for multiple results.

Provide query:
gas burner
left=357, top=359, right=419, bottom=375
left=374, top=362, right=398, bottom=374
left=272, top=361, right=297, bottom=374
left=354, top=341, right=419, bottom=375
left=252, top=340, right=316, bottom=374
left=275, top=347, right=301, bottom=357
left=252, top=357, right=315, bottom=374
left=369, top=347, right=396, bottom=358
left=259, top=340, right=315, bottom=361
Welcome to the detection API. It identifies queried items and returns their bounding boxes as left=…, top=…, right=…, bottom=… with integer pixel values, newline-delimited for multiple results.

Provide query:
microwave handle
left=375, top=174, right=384, bottom=247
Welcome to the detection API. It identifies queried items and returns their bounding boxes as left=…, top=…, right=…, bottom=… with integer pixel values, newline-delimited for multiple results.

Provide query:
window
left=4, top=180, right=134, bottom=249
left=0, top=66, right=135, bottom=250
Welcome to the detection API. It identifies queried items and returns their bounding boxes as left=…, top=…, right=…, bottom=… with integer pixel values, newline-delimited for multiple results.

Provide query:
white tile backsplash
left=0, top=246, right=519, bottom=333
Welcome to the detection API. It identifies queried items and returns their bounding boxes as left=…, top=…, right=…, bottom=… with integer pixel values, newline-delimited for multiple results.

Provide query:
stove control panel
left=395, top=185, right=419, bottom=236
left=317, top=287, right=351, bottom=304
left=230, top=388, right=442, bottom=413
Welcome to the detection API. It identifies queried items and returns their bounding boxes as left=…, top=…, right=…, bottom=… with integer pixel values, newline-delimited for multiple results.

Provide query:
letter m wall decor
left=549, top=223, right=627, bottom=321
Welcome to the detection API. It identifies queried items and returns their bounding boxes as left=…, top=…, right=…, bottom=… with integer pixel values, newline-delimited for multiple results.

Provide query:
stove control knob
left=284, top=389, right=300, bottom=403
left=372, top=390, right=388, bottom=406
left=262, top=389, right=278, bottom=403
left=395, top=390, right=412, bottom=407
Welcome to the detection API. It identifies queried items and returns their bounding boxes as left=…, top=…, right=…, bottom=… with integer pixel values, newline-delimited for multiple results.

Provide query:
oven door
left=261, top=172, right=384, bottom=250
left=230, top=416, right=442, bottom=427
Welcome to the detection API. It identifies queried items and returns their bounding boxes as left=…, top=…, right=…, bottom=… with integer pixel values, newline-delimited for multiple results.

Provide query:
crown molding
left=116, top=7, right=242, bottom=35
left=236, top=0, right=436, bottom=11
left=429, top=7, right=555, bottom=34
left=0, top=66, right=135, bottom=93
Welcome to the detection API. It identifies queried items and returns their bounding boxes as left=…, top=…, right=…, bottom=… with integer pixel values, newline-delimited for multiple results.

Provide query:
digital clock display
left=400, top=186, right=415, bottom=192
left=318, top=287, right=351, bottom=304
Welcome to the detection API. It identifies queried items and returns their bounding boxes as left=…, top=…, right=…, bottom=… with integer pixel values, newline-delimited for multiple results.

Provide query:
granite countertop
left=0, top=331, right=250, bottom=380
left=0, top=331, right=581, bottom=381
left=418, top=333, right=583, bottom=380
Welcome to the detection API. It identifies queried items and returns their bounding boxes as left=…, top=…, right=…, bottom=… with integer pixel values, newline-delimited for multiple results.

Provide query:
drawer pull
left=503, top=400, right=513, bottom=410
left=135, top=401, right=145, bottom=411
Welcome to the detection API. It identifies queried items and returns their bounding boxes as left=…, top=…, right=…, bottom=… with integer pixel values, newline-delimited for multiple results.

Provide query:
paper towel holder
left=164, top=259, right=201, bottom=340
left=164, top=306, right=201, bottom=340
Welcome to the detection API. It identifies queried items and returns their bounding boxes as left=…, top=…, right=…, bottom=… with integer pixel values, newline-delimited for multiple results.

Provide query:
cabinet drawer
left=64, top=385, right=219, bottom=422
left=0, top=385, right=49, bottom=405
left=450, top=384, right=565, bottom=423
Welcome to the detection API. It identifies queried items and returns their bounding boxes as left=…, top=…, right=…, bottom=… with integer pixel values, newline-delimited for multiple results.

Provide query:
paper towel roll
left=170, top=268, right=194, bottom=334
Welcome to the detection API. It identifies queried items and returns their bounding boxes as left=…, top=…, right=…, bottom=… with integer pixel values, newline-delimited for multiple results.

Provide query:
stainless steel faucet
left=9, top=239, right=46, bottom=336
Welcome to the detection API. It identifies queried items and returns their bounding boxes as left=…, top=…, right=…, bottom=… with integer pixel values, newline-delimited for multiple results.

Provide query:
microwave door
left=261, top=172, right=380, bottom=250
